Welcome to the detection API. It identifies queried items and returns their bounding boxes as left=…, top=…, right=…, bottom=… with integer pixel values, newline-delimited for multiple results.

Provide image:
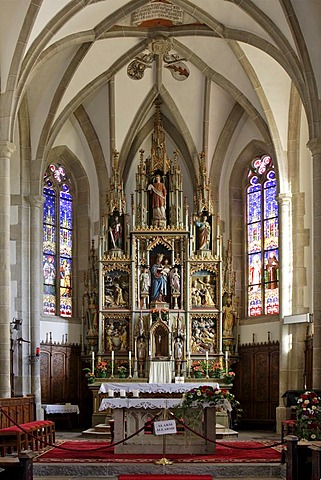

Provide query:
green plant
left=83, top=368, right=95, bottom=383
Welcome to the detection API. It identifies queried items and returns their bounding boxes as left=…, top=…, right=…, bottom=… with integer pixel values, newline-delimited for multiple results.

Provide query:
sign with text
left=154, top=419, right=177, bottom=436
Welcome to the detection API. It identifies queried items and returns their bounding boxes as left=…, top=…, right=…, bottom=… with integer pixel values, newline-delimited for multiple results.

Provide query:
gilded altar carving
left=82, top=98, right=239, bottom=379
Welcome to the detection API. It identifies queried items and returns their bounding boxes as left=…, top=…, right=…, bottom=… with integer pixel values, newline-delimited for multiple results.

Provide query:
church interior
left=1, top=0, right=321, bottom=477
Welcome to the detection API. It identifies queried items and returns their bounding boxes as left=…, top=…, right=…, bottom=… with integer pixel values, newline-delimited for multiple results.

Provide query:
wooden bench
left=0, top=420, right=55, bottom=456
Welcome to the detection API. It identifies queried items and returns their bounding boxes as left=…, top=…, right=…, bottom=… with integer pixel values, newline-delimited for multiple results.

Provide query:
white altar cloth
left=149, top=361, right=172, bottom=383
left=99, top=397, right=182, bottom=411
left=98, top=381, right=219, bottom=395
left=43, top=404, right=80, bottom=414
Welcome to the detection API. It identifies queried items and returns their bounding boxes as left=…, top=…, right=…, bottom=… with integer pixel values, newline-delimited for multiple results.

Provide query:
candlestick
left=111, top=350, right=114, bottom=377
left=91, top=351, right=95, bottom=374
left=128, top=350, right=132, bottom=377
left=205, top=351, right=209, bottom=378
left=134, top=339, right=137, bottom=359
left=225, top=350, right=229, bottom=374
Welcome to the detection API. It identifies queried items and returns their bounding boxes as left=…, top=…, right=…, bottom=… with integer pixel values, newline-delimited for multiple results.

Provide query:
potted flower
left=208, top=361, right=224, bottom=378
left=221, top=370, right=236, bottom=384
left=96, top=361, right=108, bottom=378
left=117, top=362, right=128, bottom=378
left=191, top=360, right=205, bottom=378
left=294, top=390, right=321, bottom=440
left=83, top=368, right=95, bottom=384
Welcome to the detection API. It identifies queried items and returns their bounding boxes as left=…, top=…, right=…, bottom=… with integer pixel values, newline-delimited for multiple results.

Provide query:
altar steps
left=81, top=423, right=238, bottom=439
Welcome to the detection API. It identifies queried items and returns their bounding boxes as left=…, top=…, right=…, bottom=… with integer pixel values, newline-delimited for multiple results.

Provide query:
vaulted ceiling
left=1, top=0, right=320, bottom=224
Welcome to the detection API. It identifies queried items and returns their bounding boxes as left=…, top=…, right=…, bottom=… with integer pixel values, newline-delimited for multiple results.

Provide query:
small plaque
left=154, top=419, right=177, bottom=436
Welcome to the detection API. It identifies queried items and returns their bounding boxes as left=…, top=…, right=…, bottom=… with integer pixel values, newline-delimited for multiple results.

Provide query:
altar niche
left=150, top=319, right=170, bottom=359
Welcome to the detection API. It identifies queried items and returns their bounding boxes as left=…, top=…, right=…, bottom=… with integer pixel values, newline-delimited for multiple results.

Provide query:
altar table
left=42, top=404, right=80, bottom=429
left=98, top=384, right=216, bottom=455
left=98, top=382, right=219, bottom=395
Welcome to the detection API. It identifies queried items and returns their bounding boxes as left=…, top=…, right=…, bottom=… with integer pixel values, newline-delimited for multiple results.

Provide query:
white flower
left=311, top=434, right=316, bottom=439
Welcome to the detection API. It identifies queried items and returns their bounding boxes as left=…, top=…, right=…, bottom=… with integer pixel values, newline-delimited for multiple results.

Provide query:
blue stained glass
left=264, top=182, right=278, bottom=219
left=60, top=196, right=72, bottom=229
left=248, top=190, right=262, bottom=223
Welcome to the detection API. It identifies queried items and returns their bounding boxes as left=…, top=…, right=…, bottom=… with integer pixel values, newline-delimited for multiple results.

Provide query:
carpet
left=34, top=440, right=283, bottom=464
left=119, top=476, right=212, bottom=480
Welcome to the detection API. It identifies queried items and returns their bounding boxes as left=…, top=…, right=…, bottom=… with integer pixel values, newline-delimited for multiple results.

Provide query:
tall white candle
left=111, top=350, right=114, bottom=362
left=91, top=351, right=95, bottom=374
left=129, top=351, right=132, bottom=361
left=134, top=339, right=137, bottom=358
left=206, top=351, right=209, bottom=361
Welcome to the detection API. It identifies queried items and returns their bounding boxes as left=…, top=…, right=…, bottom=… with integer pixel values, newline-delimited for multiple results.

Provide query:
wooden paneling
left=0, top=396, right=35, bottom=428
left=234, top=341, right=279, bottom=428
left=40, top=343, right=92, bottom=427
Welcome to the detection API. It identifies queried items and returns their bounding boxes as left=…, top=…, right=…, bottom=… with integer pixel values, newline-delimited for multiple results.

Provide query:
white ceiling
left=1, top=0, right=320, bottom=218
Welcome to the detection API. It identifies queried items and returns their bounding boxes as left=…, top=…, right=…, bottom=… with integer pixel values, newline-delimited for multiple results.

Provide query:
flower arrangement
left=181, top=385, right=240, bottom=411
left=207, top=361, right=235, bottom=383
left=191, top=360, right=204, bottom=373
left=294, top=390, right=321, bottom=440
left=96, top=361, right=108, bottom=377
left=117, top=361, right=129, bottom=377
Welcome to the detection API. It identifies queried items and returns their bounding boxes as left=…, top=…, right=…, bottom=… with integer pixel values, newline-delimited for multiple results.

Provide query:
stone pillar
left=276, top=192, right=292, bottom=433
left=0, top=141, right=15, bottom=397
left=28, top=195, right=44, bottom=419
left=308, top=138, right=321, bottom=389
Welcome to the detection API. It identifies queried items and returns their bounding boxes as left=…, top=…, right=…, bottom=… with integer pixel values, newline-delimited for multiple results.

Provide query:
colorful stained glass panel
left=247, top=222, right=261, bottom=254
left=264, top=218, right=278, bottom=250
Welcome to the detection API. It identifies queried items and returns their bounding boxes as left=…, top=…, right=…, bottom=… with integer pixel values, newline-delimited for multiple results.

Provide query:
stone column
left=28, top=195, right=44, bottom=419
left=308, top=138, right=321, bottom=389
left=276, top=192, right=292, bottom=433
left=0, top=141, right=15, bottom=397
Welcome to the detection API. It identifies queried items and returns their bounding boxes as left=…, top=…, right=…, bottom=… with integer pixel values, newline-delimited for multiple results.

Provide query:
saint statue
left=150, top=253, right=170, bottom=302
left=195, top=215, right=211, bottom=250
left=170, top=267, right=180, bottom=294
left=109, top=215, right=122, bottom=249
left=222, top=296, right=236, bottom=337
left=148, top=174, right=167, bottom=226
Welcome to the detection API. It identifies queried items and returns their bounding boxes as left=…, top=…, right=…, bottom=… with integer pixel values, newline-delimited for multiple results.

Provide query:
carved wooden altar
left=82, top=99, right=238, bottom=382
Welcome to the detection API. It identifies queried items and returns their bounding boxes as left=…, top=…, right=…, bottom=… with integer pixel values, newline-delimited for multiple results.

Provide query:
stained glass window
left=43, top=164, right=73, bottom=317
left=247, top=155, right=279, bottom=316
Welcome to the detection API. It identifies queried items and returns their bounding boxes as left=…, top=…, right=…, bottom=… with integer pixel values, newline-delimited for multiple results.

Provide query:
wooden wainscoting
left=234, top=341, right=279, bottom=429
left=0, top=395, right=35, bottom=428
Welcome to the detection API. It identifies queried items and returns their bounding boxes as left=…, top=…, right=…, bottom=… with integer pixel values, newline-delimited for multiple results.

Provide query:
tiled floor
left=33, top=428, right=285, bottom=479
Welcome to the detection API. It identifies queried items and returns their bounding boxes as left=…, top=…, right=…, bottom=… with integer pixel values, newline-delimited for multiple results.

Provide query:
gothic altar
left=82, top=99, right=238, bottom=384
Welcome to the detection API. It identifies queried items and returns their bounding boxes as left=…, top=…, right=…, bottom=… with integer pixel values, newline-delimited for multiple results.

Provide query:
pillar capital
left=28, top=195, right=44, bottom=209
left=277, top=192, right=292, bottom=207
left=0, top=141, right=16, bottom=158
left=307, top=138, right=321, bottom=156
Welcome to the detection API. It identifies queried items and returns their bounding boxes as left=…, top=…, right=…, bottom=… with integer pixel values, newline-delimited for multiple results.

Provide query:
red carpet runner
left=34, top=440, right=282, bottom=463
left=119, top=476, right=212, bottom=480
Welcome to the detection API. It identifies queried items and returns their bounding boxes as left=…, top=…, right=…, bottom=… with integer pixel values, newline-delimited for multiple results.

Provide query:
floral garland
left=180, top=385, right=240, bottom=411
left=295, top=390, right=321, bottom=440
